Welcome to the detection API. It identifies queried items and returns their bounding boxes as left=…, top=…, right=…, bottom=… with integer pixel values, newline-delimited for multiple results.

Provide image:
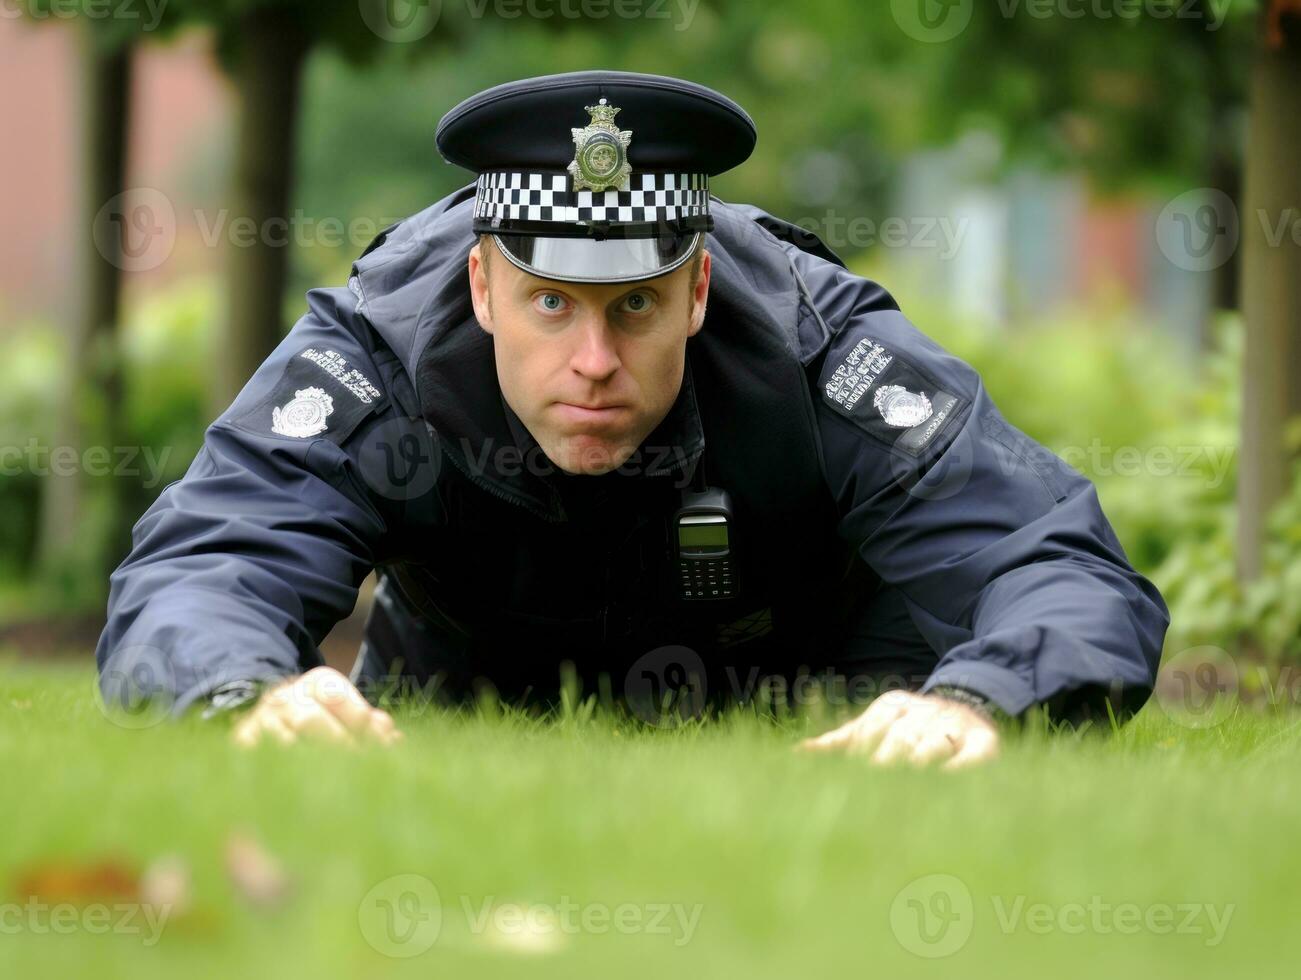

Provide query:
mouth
left=553, top=402, right=629, bottom=424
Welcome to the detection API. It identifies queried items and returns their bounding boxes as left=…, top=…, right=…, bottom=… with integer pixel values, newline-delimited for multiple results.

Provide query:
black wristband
left=201, top=680, right=265, bottom=720
left=928, top=685, right=1004, bottom=724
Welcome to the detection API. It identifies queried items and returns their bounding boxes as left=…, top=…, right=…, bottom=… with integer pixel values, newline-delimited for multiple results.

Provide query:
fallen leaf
left=141, top=855, right=192, bottom=918
left=477, top=902, right=568, bottom=956
left=225, top=832, right=291, bottom=908
left=14, top=860, right=139, bottom=905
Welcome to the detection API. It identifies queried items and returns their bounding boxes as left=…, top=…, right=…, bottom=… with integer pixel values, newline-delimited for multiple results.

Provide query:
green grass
left=1, top=657, right=1297, bottom=979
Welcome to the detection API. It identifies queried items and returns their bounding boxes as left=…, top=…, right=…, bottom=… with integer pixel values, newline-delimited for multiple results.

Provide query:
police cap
left=436, top=70, right=756, bottom=283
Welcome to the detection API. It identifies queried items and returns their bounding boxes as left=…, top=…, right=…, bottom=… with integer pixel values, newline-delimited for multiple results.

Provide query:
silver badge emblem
left=569, top=99, right=633, bottom=193
left=873, top=384, right=933, bottom=428
left=272, top=386, right=334, bottom=438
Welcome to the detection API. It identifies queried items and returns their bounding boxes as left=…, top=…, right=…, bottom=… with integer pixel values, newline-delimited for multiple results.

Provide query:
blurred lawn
left=0, top=658, right=1296, bottom=979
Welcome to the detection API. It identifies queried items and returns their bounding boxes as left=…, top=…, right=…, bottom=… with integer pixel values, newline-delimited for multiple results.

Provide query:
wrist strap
left=201, top=680, right=264, bottom=720
left=928, top=684, right=1004, bottom=724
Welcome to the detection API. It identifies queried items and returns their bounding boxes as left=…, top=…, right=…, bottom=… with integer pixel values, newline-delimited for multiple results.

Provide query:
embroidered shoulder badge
left=819, top=334, right=967, bottom=457
left=271, top=387, right=334, bottom=438
left=873, top=384, right=933, bottom=428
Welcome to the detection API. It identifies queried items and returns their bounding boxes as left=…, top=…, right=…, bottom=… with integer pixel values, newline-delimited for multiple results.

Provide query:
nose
left=568, top=312, right=622, bottom=381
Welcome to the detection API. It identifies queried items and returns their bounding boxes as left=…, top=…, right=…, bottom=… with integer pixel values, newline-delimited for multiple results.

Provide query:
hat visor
left=491, top=232, right=702, bottom=284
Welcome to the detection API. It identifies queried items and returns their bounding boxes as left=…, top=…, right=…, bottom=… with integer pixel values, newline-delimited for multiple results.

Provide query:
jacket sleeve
left=95, top=285, right=405, bottom=716
left=791, top=247, right=1171, bottom=722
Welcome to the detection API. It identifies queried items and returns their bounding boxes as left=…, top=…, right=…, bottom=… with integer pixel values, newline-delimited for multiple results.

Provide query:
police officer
left=95, top=70, right=1170, bottom=766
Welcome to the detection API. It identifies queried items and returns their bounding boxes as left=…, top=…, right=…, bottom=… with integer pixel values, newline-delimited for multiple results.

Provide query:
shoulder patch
left=233, top=347, right=388, bottom=444
left=819, top=336, right=965, bottom=456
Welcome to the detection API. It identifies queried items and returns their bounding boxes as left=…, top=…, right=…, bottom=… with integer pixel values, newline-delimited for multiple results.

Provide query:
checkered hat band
left=475, top=172, right=711, bottom=224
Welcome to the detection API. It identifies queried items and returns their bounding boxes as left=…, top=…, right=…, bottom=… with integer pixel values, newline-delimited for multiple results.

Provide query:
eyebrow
left=520, top=278, right=662, bottom=303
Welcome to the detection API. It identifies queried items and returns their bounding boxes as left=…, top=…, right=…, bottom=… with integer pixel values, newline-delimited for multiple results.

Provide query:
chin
left=551, top=436, right=635, bottom=475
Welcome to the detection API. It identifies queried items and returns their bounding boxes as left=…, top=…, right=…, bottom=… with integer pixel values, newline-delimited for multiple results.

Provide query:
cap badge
left=272, top=386, right=334, bottom=438
left=569, top=98, right=633, bottom=193
left=873, top=384, right=933, bottom=429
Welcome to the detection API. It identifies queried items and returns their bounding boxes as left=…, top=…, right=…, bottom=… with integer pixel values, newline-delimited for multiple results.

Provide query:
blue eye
left=620, top=292, right=654, bottom=314
left=538, top=293, right=565, bottom=312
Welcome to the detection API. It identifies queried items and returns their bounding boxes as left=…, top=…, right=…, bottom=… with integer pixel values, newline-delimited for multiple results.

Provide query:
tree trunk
left=216, top=7, right=310, bottom=410
left=1237, top=2, right=1301, bottom=581
left=37, top=29, right=131, bottom=594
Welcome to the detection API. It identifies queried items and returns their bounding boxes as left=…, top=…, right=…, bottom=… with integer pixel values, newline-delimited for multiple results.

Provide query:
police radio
left=673, top=474, right=738, bottom=601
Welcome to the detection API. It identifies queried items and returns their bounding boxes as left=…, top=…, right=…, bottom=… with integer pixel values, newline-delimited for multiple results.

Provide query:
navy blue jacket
left=95, top=187, right=1170, bottom=719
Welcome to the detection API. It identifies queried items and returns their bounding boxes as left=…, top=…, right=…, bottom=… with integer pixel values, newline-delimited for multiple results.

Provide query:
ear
left=687, top=249, right=711, bottom=338
left=468, top=241, right=494, bottom=334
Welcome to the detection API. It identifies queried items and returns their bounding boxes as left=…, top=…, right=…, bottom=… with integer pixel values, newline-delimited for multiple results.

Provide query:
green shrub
left=870, top=268, right=1297, bottom=662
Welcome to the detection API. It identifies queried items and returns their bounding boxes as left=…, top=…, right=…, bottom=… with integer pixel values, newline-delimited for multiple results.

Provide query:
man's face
left=468, top=237, right=711, bottom=475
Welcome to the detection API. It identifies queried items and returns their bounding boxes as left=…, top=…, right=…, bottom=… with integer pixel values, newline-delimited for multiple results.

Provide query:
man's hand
left=798, top=690, right=999, bottom=769
left=231, top=667, right=403, bottom=748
